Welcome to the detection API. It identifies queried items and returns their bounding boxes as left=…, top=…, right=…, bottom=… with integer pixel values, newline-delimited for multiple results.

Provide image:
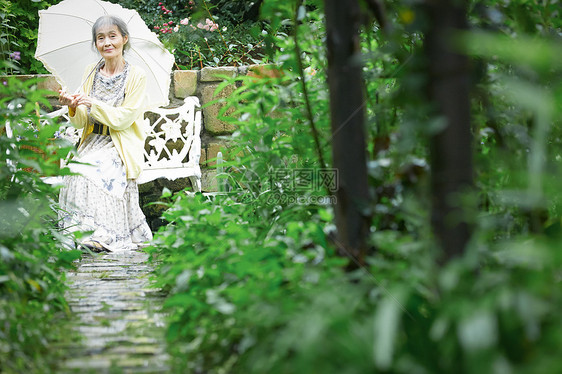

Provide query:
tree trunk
left=425, top=0, right=473, bottom=262
left=324, top=0, right=371, bottom=266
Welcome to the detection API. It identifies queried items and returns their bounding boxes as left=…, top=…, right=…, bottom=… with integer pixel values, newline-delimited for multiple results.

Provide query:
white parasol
left=35, top=0, right=174, bottom=109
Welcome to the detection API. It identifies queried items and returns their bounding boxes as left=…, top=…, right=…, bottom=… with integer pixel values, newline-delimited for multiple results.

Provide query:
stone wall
left=171, top=66, right=241, bottom=193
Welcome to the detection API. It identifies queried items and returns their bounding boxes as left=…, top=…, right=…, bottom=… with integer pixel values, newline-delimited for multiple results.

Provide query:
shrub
left=0, top=0, right=60, bottom=75
left=147, top=190, right=345, bottom=373
left=111, top=0, right=270, bottom=69
left=144, top=5, right=348, bottom=372
left=0, top=67, right=81, bottom=373
left=145, top=0, right=562, bottom=372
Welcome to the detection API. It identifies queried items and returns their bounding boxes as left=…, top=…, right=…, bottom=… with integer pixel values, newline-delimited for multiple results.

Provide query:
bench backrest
left=143, top=97, right=201, bottom=172
left=41, top=97, right=202, bottom=186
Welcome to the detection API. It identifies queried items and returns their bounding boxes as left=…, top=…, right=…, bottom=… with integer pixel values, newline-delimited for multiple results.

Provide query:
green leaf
left=457, top=310, right=498, bottom=352
left=297, top=5, right=306, bottom=21
left=373, top=288, right=406, bottom=370
left=460, top=31, right=562, bottom=72
left=161, top=187, right=172, bottom=198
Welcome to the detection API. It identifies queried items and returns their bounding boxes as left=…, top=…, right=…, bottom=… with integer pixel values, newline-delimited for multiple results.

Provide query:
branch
left=293, top=0, right=327, bottom=172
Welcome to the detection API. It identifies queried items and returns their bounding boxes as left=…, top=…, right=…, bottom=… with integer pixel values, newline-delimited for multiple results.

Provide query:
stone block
left=199, top=147, right=207, bottom=166
left=0, top=74, right=31, bottom=83
left=140, top=193, right=168, bottom=218
left=151, top=217, right=167, bottom=231
left=156, top=177, right=192, bottom=192
left=173, top=70, right=198, bottom=98
left=37, top=75, right=62, bottom=96
left=138, top=180, right=155, bottom=194
left=200, top=66, right=237, bottom=82
left=246, top=64, right=284, bottom=81
left=1, top=74, right=61, bottom=97
left=201, top=84, right=237, bottom=135
left=205, top=142, right=227, bottom=167
left=201, top=169, right=218, bottom=192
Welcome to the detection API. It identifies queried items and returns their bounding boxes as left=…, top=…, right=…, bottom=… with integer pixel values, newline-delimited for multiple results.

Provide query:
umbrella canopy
left=35, top=0, right=174, bottom=109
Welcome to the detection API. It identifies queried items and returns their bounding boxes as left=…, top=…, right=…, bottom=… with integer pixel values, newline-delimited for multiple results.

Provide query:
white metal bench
left=43, top=97, right=202, bottom=191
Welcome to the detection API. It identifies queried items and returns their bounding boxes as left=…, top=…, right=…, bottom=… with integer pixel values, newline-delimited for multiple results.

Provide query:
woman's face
left=95, top=24, right=128, bottom=60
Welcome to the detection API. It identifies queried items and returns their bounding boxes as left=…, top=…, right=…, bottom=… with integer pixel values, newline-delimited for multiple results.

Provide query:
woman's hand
left=58, top=91, right=92, bottom=109
left=74, top=94, right=93, bottom=108
left=59, top=90, right=80, bottom=108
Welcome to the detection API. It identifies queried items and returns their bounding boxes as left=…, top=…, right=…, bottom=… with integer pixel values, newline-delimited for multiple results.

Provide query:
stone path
left=59, top=249, right=169, bottom=373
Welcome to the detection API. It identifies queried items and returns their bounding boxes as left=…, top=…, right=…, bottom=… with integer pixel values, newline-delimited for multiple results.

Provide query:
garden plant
left=0, top=63, right=81, bottom=372
left=145, top=0, right=562, bottom=373
left=1, top=0, right=562, bottom=373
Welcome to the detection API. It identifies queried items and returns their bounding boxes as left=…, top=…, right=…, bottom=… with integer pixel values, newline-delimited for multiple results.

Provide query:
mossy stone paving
left=60, top=250, right=169, bottom=373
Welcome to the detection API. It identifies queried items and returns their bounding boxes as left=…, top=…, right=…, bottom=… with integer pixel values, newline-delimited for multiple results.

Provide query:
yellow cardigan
left=69, top=62, right=147, bottom=179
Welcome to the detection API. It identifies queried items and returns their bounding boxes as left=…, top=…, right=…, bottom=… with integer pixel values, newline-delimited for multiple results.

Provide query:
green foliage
left=217, top=4, right=330, bottom=174
left=145, top=9, right=345, bottom=371
left=0, top=0, right=18, bottom=75
left=0, top=66, right=80, bottom=373
left=145, top=0, right=562, bottom=372
left=0, top=0, right=60, bottom=75
left=464, top=30, right=562, bottom=236
left=147, top=192, right=344, bottom=373
left=110, top=0, right=270, bottom=69
left=237, top=233, right=562, bottom=373
left=163, top=19, right=267, bottom=69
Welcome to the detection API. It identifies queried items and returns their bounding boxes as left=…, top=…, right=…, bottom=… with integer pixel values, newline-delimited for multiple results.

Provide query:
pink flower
left=180, top=18, right=189, bottom=25
left=199, top=18, right=219, bottom=32
left=196, top=22, right=209, bottom=31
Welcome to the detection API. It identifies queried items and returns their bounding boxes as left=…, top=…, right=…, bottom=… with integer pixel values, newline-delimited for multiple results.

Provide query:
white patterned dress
left=59, top=62, right=153, bottom=252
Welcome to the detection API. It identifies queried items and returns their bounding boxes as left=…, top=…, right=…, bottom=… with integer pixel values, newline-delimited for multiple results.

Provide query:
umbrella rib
left=36, top=40, right=93, bottom=58
left=92, top=0, right=109, bottom=15
left=39, top=12, right=96, bottom=26
left=40, top=2, right=132, bottom=25
left=90, top=0, right=136, bottom=22
left=128, top=37, right=173, bottom=66
left=124, top=13, right=136, bottom=24
left=37, top=1, right=174, bottom=107
left=128, top=48, right=168, bottom=94
left=37, top=38, right=163, bottom=59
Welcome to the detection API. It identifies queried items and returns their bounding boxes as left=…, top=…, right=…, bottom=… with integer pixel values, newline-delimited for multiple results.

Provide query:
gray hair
left=91, top=15, right=130, bottom=54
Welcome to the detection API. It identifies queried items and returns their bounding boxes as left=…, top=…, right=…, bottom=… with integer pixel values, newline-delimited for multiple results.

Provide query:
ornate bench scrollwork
left=137, top=97, right=202, bottom=191
left=41, top=97, right=202, bottom=191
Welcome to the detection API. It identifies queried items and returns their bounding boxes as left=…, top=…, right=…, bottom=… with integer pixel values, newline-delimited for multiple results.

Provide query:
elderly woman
left=58, top=15, right=152, bottom=252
